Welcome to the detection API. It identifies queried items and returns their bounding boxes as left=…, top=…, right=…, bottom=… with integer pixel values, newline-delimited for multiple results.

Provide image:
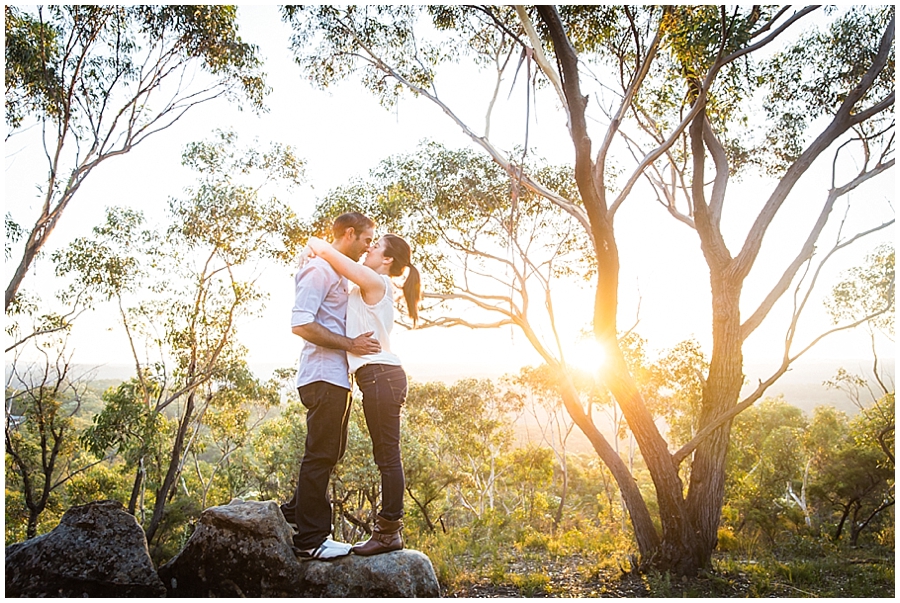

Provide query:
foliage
left=827, top=243, right=895, bottom=335
left=283, top=3, right=894, bottom=575
left=49, top=131, right=304, bottom=553
left=7, top=358, right=895, bottom=594
left=4, top=7, right=62, bottom=130
left=4, top=5, right=894, bottom=589
left=4, top=332, right=99, bottom=541
left=80, top=377, right=167, bottom=479
left=5, top=4, right=267, bottom=311
left=401, top=378, right=520, bottom=531
left=642, top=338, right=709, bottom=449
left=722, top=394, right=895, bottom=549
left=245, top=388, right=307, bottom=503
left=807, top=403, right=894, bottom=545
left=764, top=7, right=895, bottom=174
left=725, top=398, right=808, bottom=542
left=300, top=141, right=589, bottom=311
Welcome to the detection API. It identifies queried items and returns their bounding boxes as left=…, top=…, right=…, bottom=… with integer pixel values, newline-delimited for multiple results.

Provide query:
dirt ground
left=441, top=551, right=895, bottom=598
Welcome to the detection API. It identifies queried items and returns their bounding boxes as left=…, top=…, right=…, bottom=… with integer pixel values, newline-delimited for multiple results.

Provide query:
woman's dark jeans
left=355, top=363, right=407, bottom=521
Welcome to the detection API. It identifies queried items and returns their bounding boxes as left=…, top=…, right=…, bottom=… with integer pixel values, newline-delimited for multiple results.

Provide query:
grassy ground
left=435, top=543, right=894, bottom=597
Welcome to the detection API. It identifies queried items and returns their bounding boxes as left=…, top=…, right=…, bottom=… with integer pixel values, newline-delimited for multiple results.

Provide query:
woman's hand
left=297, top=245, right=316, bottom=269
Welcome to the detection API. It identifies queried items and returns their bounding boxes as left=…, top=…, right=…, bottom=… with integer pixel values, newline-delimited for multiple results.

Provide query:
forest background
left=5, top=5, right=894, bottom=596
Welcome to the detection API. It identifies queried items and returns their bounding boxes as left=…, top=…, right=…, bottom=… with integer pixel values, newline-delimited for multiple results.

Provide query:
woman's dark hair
left=332, top=212, right=374, bottom=239
left=381, top=234, right=421, bottom=326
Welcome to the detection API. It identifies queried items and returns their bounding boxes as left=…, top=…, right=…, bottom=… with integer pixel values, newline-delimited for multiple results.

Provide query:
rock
left=158, top=498, right=303, bottom=597
left=158, top=498, right=441, bottom=597
left=5, top=500, right=166, bottom=597
left=302, top=549, right=441, bottom=597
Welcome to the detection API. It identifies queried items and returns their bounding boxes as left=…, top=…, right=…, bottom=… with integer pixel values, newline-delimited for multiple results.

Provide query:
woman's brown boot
left=351, top=514, right=403, bottom=556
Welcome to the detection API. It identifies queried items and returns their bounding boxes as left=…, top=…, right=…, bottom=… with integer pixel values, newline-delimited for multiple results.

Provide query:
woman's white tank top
left=347, top=275, right=402, bottom=374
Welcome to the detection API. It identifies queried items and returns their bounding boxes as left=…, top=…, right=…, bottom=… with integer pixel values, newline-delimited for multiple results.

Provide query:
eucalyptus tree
left=4, top=5, right=266, bottom=311
left=508, top=365, right=577, bottom=531
left=65, top=131, right=304, bottom=544
left=284, top=5, right=894, bottom=573
left=805, top=404, right=895, bottom=545
left=187, top=362, right=280, bottom=510
left=825, top=243, right=894, bottom=469
left=5, top=333, right=96, bottom=540
left=724, top=397, right=807, bottom=542
left=400, top=379, right=519, bottom=529
left=816, top=246, right=895, bottom=544
left=247, top=385, right=308, bottom=503
left=400, top=381, right=462, bottom=533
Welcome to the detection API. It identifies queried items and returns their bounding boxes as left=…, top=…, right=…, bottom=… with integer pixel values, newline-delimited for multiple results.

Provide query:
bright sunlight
left=565, top=336, right=608, bottom=375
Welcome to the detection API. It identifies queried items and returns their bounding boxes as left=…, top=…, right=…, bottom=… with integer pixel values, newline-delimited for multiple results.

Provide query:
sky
left=5, top=6, right=894, bottom=391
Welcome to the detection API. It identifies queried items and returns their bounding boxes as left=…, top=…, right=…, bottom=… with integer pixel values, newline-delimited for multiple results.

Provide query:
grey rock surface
left=159, top=498, right=441, bottom=597
left=303, top=549, right=441, bottom=597
left=4, top=500, right=166, bottom=597
left=158, top=498, right=303, bottom=597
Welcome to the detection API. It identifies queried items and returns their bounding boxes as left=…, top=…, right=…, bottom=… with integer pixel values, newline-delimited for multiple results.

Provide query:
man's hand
left=348, top=331, right=381, bottom=356
left=292, top=323, right=380, bottom=355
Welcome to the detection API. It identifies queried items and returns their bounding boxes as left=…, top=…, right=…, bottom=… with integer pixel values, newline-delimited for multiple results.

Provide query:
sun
left=565, top=336, right=607, bottom=375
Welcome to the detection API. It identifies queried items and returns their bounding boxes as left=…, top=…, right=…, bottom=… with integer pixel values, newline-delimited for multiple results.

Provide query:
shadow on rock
left=5, top=500, right=166, bottom=597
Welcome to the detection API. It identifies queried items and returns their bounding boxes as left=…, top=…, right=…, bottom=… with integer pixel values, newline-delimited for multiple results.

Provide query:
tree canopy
left=5, top=5, right=267, bottom=312
left=283, top=5, right=894, bottom=574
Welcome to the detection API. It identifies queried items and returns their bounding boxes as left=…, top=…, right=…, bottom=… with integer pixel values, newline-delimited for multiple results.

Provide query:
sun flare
left=565, top=337, right=607, bottom=375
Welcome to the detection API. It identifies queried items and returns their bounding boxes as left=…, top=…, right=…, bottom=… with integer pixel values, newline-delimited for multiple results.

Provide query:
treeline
left=6, top=7, right=895, bottom=580
left=4, top=126, right=893, bottom=568
left=6, top=356, right=893, bottom=566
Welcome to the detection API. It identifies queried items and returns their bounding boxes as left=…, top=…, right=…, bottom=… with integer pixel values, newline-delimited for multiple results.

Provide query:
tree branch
left=734, top=14, right=895, bottom=280
left=674, top=291, right=895, bottom=465
left=742, top=158, right=895, bottom=340
left=333, top=13, right=592, bottom=238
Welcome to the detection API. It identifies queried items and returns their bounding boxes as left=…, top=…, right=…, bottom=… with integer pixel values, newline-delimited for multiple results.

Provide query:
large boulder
left=5, top=500, right=166, bottom=597
left=300, top=548, right=442, bottom=597
left=158, top=498, right=441, bottom=597
left=158, top=498, right=303, bottom=597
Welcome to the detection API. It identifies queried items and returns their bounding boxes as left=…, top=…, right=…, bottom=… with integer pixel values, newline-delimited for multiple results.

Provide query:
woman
left=305, top=233, right=420, bottom=556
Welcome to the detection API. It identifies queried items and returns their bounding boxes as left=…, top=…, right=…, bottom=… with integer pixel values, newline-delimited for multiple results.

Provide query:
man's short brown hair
left=332, top=212, right=375, bottom=239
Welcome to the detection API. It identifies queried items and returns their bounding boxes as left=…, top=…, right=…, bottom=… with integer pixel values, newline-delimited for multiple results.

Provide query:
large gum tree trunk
left=681, top=274, right=745, bottom=570
left=603, top=346, right=695, bottom=571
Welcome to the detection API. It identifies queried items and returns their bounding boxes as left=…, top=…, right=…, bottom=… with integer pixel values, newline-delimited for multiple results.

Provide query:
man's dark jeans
left=282, top=381, right=351, bottom=550
left=355, top=363, right=407, bottom=521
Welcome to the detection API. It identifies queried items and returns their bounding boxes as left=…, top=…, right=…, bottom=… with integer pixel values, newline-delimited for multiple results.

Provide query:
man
left=282, top=212, right=380, bottom=560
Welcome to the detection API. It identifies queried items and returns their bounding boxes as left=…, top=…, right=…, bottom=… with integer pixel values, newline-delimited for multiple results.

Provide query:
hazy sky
left=5, top=6, right=894, bottom=387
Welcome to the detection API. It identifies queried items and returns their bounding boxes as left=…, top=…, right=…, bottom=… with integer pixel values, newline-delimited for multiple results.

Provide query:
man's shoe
left=351, top=515, right=403, bottom=556
left=295, top=538, right=352, bottom=560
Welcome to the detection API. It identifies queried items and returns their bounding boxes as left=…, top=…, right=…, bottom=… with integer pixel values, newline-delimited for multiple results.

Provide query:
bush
left=515, top=526, right=549, bottom=552
left=717, top=526, right=739, bottom=552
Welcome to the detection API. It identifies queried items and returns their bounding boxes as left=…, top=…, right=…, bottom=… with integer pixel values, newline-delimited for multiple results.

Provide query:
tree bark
left=127, top=460, right=144, bottom=515
left=558, top=378, right=660, bottom=556
left=677, top=266, right=745, bottom=571
left=145, top=391, right=195, bottom=543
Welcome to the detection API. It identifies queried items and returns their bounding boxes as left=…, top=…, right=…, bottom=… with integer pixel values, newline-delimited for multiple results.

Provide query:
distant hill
left=24, top=357, right=889, bottom=416
left=743, top=359, right=893, bottom=416
left=8, top=357, right=891, bottom=456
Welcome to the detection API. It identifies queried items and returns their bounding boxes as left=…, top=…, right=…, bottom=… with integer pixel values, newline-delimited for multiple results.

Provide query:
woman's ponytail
left=382, top=234, right=421, bottom=327
left=402, top=264, right=421, bottom=327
